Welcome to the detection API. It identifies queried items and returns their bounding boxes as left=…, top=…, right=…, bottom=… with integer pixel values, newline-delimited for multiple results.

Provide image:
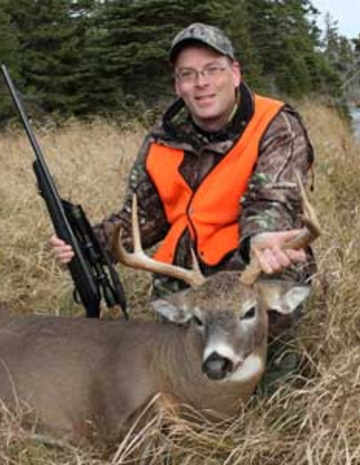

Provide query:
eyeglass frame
left=175, top=62, right=231, bottom=84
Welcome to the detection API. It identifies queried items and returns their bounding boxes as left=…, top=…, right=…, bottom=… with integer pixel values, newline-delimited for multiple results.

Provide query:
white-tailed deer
left=0, top=174, right=320, bottom=445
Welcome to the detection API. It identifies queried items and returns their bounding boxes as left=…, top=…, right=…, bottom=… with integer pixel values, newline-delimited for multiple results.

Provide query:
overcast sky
left=311, top=0, right=360, bottom=39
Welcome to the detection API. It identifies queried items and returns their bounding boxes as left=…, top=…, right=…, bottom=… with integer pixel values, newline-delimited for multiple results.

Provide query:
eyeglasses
left=175, top=64, right=228, bottom=84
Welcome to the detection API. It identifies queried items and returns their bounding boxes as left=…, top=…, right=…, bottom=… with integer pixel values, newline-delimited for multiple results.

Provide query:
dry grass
left=0, top=103, right=360, bottom=464
left=0, top=120, right=151, bottom=316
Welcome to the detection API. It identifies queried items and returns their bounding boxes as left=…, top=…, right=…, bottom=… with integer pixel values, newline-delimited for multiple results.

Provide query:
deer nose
left=202, top=352, right=234, bottom=380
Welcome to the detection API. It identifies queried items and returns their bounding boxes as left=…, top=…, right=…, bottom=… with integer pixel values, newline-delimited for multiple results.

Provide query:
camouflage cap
left=169, top=23, right=235, bottom=63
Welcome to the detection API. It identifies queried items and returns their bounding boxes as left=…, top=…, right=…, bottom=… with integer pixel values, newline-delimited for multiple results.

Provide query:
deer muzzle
left=202, top=352, right=236, bottom=380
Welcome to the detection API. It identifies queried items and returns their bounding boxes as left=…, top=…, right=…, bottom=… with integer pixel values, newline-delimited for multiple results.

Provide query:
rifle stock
left=1, top=64, right=127, bottom=319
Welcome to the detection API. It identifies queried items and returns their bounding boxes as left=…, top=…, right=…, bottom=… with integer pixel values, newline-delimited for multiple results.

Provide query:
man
left=51, top=23, right=316, bottom=387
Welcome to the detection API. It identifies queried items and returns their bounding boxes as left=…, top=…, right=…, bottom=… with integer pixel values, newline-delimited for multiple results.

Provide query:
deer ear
left=257, top=280, right=311, bottom=315
left=151, top=299, right=192, bottom=324
left=276, top=285, right=311, bottom=314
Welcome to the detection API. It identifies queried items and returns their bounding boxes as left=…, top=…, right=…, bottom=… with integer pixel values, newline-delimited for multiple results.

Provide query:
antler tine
left=240, top=171, right=321, bottom=286
left=131, top=195, right=142, bottom=253
left=284, top=171, right=321, bottom=250
left=115, top=195, right=206, bottom=288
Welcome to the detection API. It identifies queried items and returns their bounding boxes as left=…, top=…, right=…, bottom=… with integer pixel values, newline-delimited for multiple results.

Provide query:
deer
left=0, top=174, right=320, bottom=446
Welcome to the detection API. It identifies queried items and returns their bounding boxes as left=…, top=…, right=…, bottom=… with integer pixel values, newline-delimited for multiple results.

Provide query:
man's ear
left=232, top=60, right=241, bottom=87
left=151, top=299, right=192, bottom=324
left=174, top=78, right=181, bottom=98
left=256, top=280, right=311, bottom=315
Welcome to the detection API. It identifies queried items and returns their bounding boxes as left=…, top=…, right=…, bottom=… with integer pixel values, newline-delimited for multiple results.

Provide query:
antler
left=240, top=171, right=321, bottom=286
left=114, top=196, right=206, bottom=288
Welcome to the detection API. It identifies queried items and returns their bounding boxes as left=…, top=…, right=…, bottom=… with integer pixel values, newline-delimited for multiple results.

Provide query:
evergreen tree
left=207, top=0, right=265, bottom=91
left=351, top=36, right=360, bottom=102
left=320, top=15, right=359, bottom=99
left=0, top=0, right=355, bottom=121
left=66, top=0, right=103, bottom=115
left=92, top=0, right=217, bottom=116
left=245, top=0, right=328, bottom=97
left=0, top=0, right=20, bottom=124
left=323, top=15, right=356, bottom=76
left=6, top=0, right=87, bottom=116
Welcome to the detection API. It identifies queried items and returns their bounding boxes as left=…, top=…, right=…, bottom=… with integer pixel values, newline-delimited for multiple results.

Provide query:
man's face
left=174, top=46, right=241, bottom=132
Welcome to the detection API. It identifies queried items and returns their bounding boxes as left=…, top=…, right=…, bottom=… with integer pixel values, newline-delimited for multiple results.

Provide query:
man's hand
left=49, top=235, right=75, bottom=264
left=251, top=230, right=306, bottom=274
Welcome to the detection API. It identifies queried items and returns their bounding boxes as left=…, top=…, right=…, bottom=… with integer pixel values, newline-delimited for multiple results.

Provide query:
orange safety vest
left=146, top=94, right=284, bottom=266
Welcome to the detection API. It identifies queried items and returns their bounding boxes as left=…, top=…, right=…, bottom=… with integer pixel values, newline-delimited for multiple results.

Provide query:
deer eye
left=241, top=306, right=257, bottom=320
left=192, top=315, right=204, bottom=327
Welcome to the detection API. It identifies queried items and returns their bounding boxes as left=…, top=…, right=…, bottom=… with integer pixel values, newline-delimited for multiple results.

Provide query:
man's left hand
left=251, top=230, right=306, bottom=274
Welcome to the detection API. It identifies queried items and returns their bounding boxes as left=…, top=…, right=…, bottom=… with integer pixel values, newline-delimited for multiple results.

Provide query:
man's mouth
left=195, top=95, right=215, bottom=103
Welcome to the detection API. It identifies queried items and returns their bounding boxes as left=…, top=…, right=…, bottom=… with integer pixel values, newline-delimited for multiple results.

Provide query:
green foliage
left=92, top=0, right=216, bottom=113
left=245, top=0, right=323, bottom=97
left=321, top=15, right=359, bottom=100
left=2, top=0, right=88, bottom=118
left=0, top=0, right=20, bottom=124
left=208, top=0, right=265, bottom=90
left=0, top=0, right=359, bottom=123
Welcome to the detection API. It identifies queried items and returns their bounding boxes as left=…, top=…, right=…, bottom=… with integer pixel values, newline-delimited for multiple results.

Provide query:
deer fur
left=0, top=274, right=309, bottom=445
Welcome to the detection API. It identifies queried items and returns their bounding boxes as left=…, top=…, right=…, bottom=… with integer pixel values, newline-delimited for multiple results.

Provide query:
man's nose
left=195, top=70, right=210, bottom=86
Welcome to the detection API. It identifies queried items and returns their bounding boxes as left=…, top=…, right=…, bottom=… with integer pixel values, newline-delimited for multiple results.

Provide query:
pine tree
left=91, top=0, right=217, bottom=116
left=1, top=0, right=354, bottom=120
left=320, top=15, right=357, bottom=98
left=0, top=0, right=20, bottom=124
left=205, top=0, right=265, bottom=91
left=6, top=0, right=87, bottom=116
left=245, top=0, right=327, bottom=97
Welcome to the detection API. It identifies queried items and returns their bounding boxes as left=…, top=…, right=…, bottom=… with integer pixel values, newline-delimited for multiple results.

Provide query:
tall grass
left=0, top=120, right=151, bottom=316
left=0, top=102, right=360, bottom=464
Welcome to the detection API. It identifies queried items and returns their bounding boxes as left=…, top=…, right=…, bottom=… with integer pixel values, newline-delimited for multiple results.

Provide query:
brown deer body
left=0, top=175, right=319, bottom=445
left=0, top=274, right=310, bottom=445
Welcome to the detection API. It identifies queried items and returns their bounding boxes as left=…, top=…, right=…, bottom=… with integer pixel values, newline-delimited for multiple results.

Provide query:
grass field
left=0, top=102, right=360, bottom=464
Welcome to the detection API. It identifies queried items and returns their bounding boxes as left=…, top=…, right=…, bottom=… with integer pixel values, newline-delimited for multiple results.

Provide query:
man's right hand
left=49, top=235, right=75, bottom=264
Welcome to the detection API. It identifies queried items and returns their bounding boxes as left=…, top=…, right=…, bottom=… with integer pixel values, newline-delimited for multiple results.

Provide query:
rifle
left=1, top=64, right=128, bottom=319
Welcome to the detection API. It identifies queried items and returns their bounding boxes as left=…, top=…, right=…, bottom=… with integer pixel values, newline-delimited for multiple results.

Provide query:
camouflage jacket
left=94, top=82, right=316, bottom=296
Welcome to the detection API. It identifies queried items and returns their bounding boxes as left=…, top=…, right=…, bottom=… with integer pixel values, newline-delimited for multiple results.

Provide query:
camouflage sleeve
left=239, top=105, right=316, bottom=280
left=93, top=134, right=169, bottom=262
